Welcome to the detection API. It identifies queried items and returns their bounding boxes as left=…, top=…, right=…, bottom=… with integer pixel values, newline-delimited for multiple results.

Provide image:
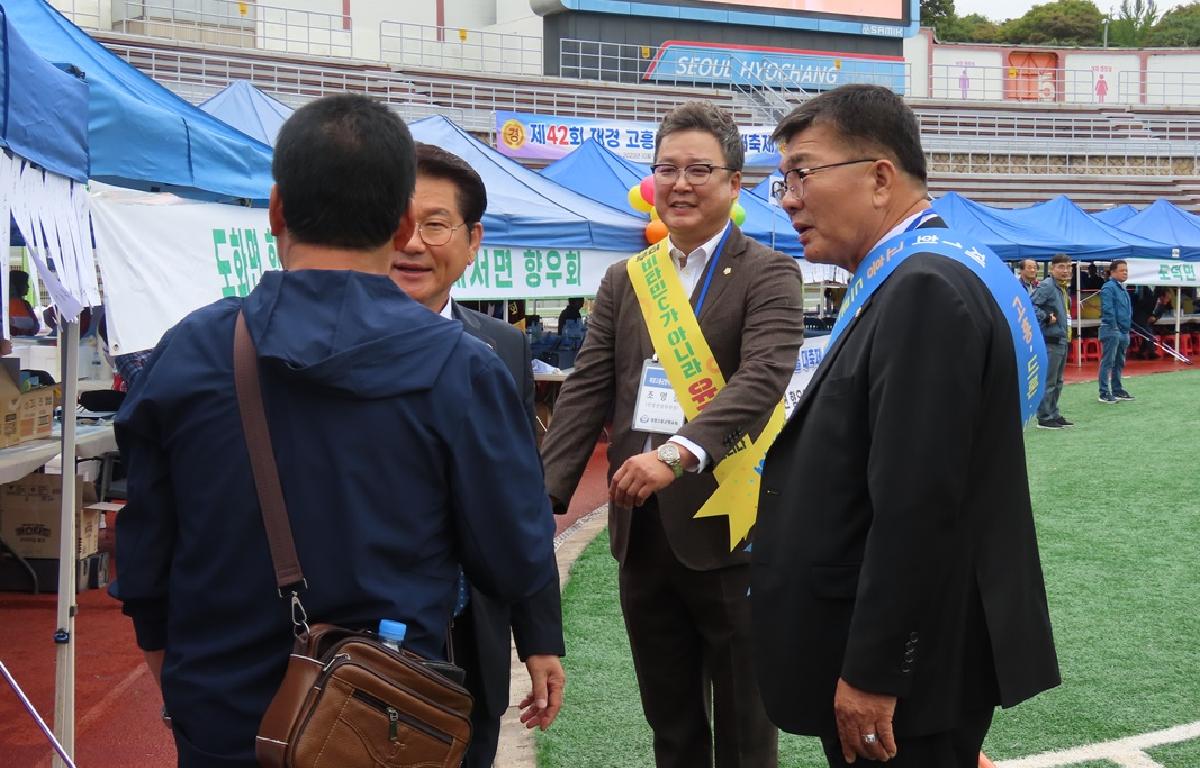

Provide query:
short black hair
left=772, top=84, right=927, bottom=186
left=272, top=94, right=415, bottom=249
left=414, top=143, right=487, bottom=225
left=9, top=269, right=29, bottom=298
left=1109, top=259, right=1127, bottom=272
left=1050, top=253, right=1071, bottom=265
left=655, top=101, right=744, bottom=171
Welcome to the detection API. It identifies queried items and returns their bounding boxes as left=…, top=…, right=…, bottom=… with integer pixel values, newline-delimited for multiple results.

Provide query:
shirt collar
left=871, top=209, right=936, bottom=254
left=667, top=223, right=730, bottom=271
left=439, top=299, right=453, bottom=320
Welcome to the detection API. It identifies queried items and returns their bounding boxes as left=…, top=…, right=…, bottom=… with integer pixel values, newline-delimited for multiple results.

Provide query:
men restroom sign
left=644, top=41, right=906, bottom=93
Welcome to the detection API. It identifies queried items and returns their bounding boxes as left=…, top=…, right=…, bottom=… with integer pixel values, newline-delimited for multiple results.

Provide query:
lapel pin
left=723, top=267, right=732, bottom=275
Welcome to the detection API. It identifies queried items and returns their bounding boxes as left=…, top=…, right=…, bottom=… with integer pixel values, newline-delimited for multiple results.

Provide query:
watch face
left=659, top=444, right=680, bottom=463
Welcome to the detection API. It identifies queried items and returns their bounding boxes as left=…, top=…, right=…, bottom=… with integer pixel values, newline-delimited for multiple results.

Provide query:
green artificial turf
left=539, top=370, right=1200, bottom=767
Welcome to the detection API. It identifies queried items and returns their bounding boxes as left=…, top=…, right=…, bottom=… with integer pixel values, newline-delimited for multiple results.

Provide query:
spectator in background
left=1017, top=258, right=1039, bottom=296
left=1130, top=286, right=1168, bottom=360
left=1032, top=254, right=1074, bottom=429
left=1099, top=259, right=1134, bottom=403
left=8, top=269, right=39, bottom=336
left=557, top=297, right=585, bottom=332
left=1081, top=262, right=1104, bottom=290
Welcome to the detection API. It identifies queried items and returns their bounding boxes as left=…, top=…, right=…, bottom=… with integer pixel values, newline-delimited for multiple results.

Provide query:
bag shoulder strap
left=233, top=311, right=305, bottom=590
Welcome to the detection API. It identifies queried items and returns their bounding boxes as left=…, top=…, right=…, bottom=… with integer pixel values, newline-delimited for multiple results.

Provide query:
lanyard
left=692, top=226, right=732, bottom=316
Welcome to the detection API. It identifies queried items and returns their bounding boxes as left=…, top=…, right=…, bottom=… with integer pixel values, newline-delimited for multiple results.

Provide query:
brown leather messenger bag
left=232, top=311, right=473, bottom=767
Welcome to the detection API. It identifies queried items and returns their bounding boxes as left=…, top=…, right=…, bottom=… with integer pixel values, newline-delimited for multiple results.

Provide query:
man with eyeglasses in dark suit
left=541, top=101, right=804, bottom=768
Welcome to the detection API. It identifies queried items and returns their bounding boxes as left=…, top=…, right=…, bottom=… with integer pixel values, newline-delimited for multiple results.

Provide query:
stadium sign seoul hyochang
left=644, top=41, right=906, bottom=94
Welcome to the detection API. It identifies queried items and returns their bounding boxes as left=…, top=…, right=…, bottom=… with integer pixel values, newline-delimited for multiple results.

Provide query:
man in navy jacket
left=113, top=95, right=557, bottom=767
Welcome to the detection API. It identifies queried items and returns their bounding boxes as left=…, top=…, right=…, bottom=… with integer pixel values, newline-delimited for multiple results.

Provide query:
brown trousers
left=618, top=500, right=778, bottom=768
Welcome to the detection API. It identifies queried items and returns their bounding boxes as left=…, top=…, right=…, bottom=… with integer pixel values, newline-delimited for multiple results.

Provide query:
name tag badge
left=632, top=359, right=685, bottom=435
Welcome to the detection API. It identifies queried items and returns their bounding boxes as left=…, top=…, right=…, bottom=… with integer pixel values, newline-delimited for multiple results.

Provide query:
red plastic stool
left=1079, top=338, right=1101, bottom=362
left=1181, top=332, right=1199, bottom=358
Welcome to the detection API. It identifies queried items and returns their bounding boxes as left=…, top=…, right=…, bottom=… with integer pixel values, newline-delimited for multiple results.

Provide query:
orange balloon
left=645, top=219, right=669, bottom=244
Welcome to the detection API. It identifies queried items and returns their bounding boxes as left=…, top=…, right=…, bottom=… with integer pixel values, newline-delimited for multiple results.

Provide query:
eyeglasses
left=770, top=159, right=879, bottom=202
left=649, top=163, right=737, bottom=186
left=417, top=221, right=468, bottom=247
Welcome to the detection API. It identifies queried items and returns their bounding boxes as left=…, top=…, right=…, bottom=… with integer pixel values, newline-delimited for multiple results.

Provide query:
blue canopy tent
left=931, top=192, right=1032, bottom=259
left=541, top=137, right=649, bottom=214
left=1093, top=204, right=1139, bottom=226
left=199, top=81, right=293, bottom=147
left=1001, top=196, right=1176, bottom=260
left=933, top=193, right=1175, bottom=260
left=1110, top=199, right=1200, bottom=261
left=409, top=116, right=645, bottom=252
left=0, top=6, right=87, bottom=183
left=4, top=0, right=272, bottom=201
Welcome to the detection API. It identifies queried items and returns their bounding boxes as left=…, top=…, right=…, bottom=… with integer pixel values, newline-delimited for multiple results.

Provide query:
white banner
left=91, top=191, right=278, bottom=355
left=1126, top=258, right=1200, bottom=287
left=91, top=190, right=629, bottom=354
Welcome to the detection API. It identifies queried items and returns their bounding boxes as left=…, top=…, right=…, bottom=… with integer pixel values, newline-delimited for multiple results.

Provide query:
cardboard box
left=0, top=358, right=55, bottom=447
left=0, top=474, right=99, bottom=559
left=0, top=553, right=102, bottom=593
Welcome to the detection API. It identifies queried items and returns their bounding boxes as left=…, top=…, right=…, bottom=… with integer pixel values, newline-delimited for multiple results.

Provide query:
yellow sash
left=627, top=239, right=787, bottom=550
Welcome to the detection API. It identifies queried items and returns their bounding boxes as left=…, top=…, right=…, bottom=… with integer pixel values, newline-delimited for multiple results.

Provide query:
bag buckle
left=284, top=588, right=311, bottom=640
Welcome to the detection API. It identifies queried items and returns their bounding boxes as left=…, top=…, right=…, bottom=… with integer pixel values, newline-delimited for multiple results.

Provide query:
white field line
left=998, top=721, right=1200, bottom=768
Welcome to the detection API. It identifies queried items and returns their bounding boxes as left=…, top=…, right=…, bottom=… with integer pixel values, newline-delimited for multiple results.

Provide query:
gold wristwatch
left=657, top=443, right=684, bottom=479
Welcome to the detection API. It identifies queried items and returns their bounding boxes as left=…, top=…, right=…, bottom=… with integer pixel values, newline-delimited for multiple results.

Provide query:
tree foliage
left=1109, top=0, right=1160, bottom=46
left=1146, top=1, right=1200, bottom=46
left=1000, top=0, right=1105, bottom=45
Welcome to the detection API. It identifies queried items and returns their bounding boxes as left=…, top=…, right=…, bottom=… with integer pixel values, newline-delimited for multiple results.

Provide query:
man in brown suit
left=541, top=101, right=804, bottom=768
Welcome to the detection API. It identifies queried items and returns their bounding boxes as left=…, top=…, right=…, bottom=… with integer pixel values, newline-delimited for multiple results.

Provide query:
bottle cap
left=378, top=619, right=407, bottom=642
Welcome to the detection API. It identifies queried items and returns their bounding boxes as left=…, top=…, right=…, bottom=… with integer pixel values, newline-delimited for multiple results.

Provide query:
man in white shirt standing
left=541, top=101, right=804, bottom=768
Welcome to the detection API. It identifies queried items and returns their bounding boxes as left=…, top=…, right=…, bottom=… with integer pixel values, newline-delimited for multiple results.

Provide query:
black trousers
left=820, top=709, right=995, bottom=768
left=618, top=499, right=777, bottom=768
left=451, top=607, right=502, bottom=768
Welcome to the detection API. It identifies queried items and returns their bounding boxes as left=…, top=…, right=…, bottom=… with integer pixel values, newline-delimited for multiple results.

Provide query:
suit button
left=909, top=632, right=919, bottom=642
left=900, top=663, right=912, bottom=673
left=904, top=650, right=915, bottom=661
left=764, top=488, right=779, bottom=496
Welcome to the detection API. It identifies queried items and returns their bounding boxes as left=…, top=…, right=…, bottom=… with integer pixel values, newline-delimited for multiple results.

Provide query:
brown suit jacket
left=541, top=225, right=805, bottom=571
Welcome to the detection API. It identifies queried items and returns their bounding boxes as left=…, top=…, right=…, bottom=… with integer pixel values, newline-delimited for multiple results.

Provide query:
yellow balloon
left=730, top=202, right=747, bottom=227
left=628, top=184, right=653, bottom=213
left=649, top=207, right=660, bottom=221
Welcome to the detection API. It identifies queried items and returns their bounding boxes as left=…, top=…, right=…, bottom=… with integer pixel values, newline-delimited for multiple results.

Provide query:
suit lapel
left=451, top=301, right=493, bottom=350
left=785, top=299, right=871, bottom=427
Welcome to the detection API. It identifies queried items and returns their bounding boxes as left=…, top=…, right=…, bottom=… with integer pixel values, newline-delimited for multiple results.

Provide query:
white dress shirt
left=642, top=224, right=731, bottom=471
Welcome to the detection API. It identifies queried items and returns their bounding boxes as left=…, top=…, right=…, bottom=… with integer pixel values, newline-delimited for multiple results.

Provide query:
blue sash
left=827, top=225, right=1047, bottom=425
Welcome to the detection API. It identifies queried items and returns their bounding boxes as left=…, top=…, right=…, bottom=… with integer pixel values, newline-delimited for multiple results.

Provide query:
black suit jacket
left=751, top=232, right=1060, bottom=738
left=453, top=302, right=565, bottom=717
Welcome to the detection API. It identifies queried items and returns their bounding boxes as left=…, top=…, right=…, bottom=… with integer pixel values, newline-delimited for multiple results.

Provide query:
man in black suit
left=752, top=85, right=1060, bottom=767
left=390, top=143, right=566, bottom=767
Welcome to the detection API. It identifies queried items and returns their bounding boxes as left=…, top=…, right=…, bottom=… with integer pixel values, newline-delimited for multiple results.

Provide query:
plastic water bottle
left=377, top=620, right=407, bottom=652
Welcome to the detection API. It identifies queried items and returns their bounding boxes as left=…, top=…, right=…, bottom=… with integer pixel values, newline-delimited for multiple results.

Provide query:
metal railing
left=106, top=0, right=352, bottom=58
left=379, top=21, right=541, bottom=76
left=915, top=109, right=1200, bottom=144
left=929, top=64, right=1200, bottom=107
left=48, top=0, right=103, bottom=30
left=924, top=146, right=1198, bottom=176
left=103, top=39, right=719, bottom=130
left=1132, top=70, right=1200, bottom=107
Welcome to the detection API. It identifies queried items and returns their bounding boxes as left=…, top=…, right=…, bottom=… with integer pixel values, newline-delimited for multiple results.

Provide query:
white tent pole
left=52, top=319, right=80, bottom=768
left=1075, top=261, right=1083, bottom=368
left=1175, top=289, right=1182, bottom=355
